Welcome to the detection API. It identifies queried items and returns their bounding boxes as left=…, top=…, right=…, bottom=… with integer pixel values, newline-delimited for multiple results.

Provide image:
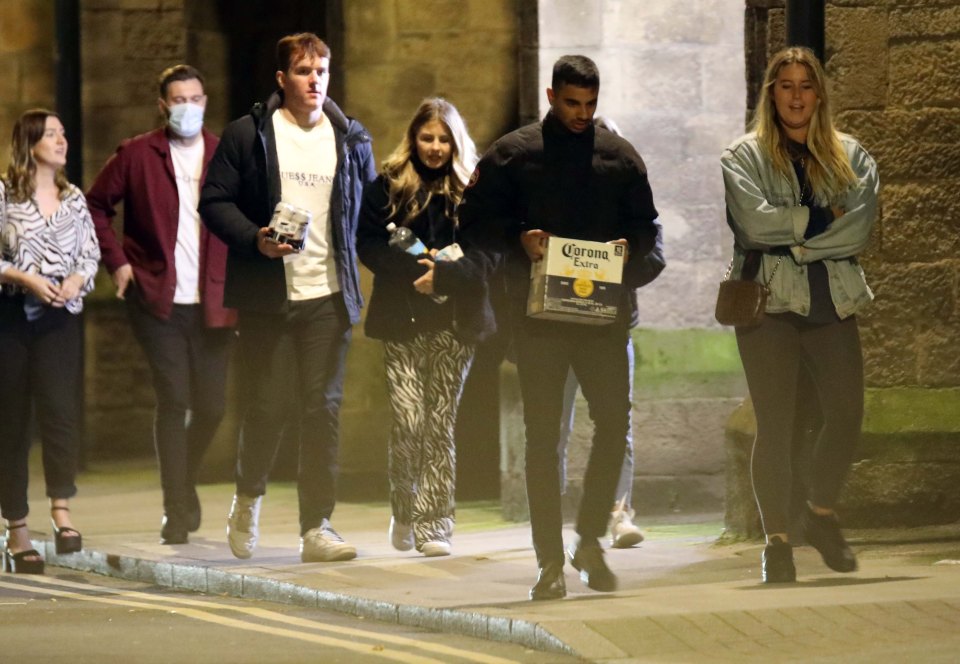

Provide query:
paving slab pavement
left=10, top=458, right=960, bottom=662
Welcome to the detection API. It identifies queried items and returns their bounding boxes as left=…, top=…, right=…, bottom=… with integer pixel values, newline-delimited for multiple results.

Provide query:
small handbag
left=714, top=251, right=783, bottom=327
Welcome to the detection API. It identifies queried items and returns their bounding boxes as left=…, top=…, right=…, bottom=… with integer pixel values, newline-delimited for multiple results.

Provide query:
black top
left=356, top=174, right=496, bottom=343
left=457, top=111, right=660, bottom=331
left=787, top=139, right=838, bottom=324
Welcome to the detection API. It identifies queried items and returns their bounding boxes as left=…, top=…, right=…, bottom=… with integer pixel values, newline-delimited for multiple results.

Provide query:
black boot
left=160, top=505, right=189, bottom=545
left=802, top=506, right=857, bottom=573
left=186, top=487, right=202, bottom=533
left=567, top=537, right=617, bottom=592
left=762, top=536, right=796, bottom=583
left=529, top=561, right=566, bottom=600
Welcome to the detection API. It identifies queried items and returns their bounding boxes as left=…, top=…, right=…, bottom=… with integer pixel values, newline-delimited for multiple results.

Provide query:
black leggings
left=736, top=313, right=863, bottom=536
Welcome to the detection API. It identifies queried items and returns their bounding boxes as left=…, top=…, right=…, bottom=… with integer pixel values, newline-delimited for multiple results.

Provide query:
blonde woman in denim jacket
left=721, top=47, right=879, bottom=584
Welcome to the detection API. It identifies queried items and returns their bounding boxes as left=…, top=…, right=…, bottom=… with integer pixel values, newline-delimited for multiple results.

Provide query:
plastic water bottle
left=386, top=222, right=446, bottom=303
left=386, top=222, right=428, bottom=256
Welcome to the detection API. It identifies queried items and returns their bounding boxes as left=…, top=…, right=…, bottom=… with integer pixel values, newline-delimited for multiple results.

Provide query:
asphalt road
left=0, top=570, right=582, bottom=664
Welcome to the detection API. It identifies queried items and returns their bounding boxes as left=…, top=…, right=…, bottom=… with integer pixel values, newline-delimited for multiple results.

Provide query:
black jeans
left=736, top=313, right=864, bottom=536
left=516, top=321, right=632, bottom=566
left=235, top=294, right=352, bottom=536
left=0, top=296, right=82, bottom=521
left=127, top=288, right=232, bottom=514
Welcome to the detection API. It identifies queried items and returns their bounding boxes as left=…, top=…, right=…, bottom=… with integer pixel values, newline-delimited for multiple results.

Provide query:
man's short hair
left=276, top=32, right=332, bottom=73
left=158, top=64, right=204, bottom=99
left=551, top=55, right=600, bottom=90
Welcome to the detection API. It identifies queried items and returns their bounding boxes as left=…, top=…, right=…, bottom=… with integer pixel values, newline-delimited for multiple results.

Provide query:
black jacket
left=457, top=112, right=660, bottom=330
left=356, top=174, right=496, bottom=344
left=198, top=93, right=376, bottom=322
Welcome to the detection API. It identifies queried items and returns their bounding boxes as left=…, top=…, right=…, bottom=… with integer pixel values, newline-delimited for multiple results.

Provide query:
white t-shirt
left=272, top=110, right=339, bottom=300
left=169, top=139, right=204, bottom=304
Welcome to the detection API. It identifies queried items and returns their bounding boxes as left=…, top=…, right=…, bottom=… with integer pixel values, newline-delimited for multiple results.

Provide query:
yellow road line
left=1, top=576, right=520, bottom=664
left=0, top=579, right=444, bottom=663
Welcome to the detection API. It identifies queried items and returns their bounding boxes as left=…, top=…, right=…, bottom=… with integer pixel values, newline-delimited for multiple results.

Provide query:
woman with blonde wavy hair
left=357, top=98, right=495, bottom=557
left=1, top=109, right=100, bottom=574
left=721, top=47, right=879, bottom=583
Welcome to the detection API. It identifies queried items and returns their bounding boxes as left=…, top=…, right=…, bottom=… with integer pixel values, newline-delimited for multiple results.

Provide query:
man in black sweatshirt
left=457, top=55, right=660, bottom=600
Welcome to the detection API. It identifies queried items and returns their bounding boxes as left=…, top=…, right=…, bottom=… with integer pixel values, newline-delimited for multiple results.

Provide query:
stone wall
left=726, top=0, right=960, bottom=534
left=0, top=0, right=56, bottom=168
left=340, top=0, right=520, bottom=156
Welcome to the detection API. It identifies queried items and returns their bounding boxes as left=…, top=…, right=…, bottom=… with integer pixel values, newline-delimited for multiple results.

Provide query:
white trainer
left=389, top=516, right=414, bottom=552
left=420, top=541, right=451, bottom=557
left=609, top=498, right=644, bottom=549
left=301, top=519, right=357, bottom=562
left=226, top=494, right=262, bottom=560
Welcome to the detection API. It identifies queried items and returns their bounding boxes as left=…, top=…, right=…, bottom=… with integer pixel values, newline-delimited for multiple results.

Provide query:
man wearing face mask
left=87, top=64, right=236, bottom=545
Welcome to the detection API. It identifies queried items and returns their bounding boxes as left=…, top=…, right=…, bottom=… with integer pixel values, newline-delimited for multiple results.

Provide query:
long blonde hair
left=5, top=109, right=71, bottom=203
left=752, top=47, right=857, bottom=204
left=381, top=98, right=478, bottom=226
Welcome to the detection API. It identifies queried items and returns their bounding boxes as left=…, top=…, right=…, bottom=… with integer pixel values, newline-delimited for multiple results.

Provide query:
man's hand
left=609, top=238, right=630, bottom=262
left=52, top=274, right=85, bottom=307
left=521, top=229, right=550, bottom=262
left=257, top=227, right=296, bottom=258
left=414, top=258, right=435, bottom=295
left=112, top=264, right=135, bottom=299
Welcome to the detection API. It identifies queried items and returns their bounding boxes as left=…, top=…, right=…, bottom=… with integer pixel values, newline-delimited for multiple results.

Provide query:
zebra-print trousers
left=383, top=329, right=475, bottom=548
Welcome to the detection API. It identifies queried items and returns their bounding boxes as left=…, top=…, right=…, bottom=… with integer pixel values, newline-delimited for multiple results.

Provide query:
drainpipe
left=55, top=0, right=82, bottom=185
left=785, top=0, right=825, bottom=61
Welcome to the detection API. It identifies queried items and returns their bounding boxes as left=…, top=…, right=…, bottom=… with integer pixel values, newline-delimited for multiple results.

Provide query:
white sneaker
left=226, top=494, right=262, bottom=560
left=609, top=498, right=644, bottom=549
left=389, top=516, right=414, bottom=552
left=301, top=519, right=357, bottom=562
left=420, top=541, right=451, bottom=557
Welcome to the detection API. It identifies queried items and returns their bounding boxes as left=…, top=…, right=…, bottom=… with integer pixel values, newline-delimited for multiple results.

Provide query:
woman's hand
left=414, top=258, right=435, bottom=295
left=18, top=272, right=59, bottom=305
left=831, top=206, right=845, bottom=220
left=52, top=274, right=85, bottom=307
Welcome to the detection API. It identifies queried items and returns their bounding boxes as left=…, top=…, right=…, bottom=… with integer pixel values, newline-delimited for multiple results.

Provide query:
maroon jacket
left=87, top=128, right=236, bottom=328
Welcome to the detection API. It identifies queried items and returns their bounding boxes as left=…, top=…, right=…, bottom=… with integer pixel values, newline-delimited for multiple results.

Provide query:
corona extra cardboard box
left=526, top=236, right=624, bottom=324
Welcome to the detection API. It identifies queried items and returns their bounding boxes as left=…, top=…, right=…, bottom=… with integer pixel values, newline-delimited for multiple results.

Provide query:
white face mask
left=167, top=103, right=205, bottom=138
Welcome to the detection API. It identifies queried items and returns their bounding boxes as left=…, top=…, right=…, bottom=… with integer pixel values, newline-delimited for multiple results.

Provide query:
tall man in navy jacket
left=199, top=33, right=376, bottom=563
left=457, top=55, right=660, bottom=600
left=88, top=65, right=236, bottom=545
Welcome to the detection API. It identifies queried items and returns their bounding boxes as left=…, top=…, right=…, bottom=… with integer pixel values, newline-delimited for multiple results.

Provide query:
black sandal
left=51, top=506, right=83, bottom=555
left=2, top=523, right=45, bottom=574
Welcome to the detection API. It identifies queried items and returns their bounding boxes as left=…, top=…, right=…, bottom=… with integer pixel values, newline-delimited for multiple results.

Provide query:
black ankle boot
left=567, top=537, right=617, bottom=592
left=529, top=561, right=566, bottom=600
left=160, top=508, right=189, bottom=545
left=802, top=506, right=857, bottom=573
left=186, top=488, right=201, bottom=533
left=762, top=536, right=796, bottom=583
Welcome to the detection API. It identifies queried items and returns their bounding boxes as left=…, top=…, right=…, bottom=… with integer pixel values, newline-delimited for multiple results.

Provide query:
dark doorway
left=213, top=0, right=342, bottom=119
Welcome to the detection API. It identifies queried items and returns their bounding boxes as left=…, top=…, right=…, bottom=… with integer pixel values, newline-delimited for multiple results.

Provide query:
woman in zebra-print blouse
left=357, top=99, right=496, bottom=558
left=0, top=109, right=100, bottom=575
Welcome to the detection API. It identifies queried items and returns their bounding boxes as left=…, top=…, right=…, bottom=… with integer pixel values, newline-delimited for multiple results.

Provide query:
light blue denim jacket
left=721, top=132, right=879, bottom=319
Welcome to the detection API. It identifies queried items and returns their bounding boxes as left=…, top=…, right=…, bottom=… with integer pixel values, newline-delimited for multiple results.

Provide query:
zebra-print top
left=0, top=179, right=100, bottom=314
